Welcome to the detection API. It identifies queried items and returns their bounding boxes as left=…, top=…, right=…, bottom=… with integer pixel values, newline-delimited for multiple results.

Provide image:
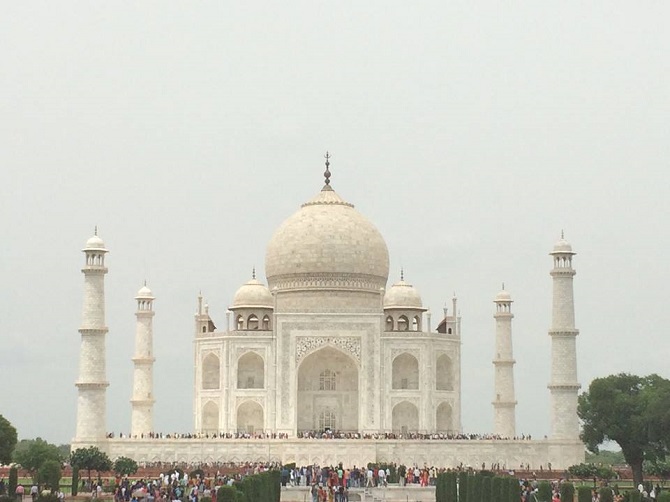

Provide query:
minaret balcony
left=548, top=329, right=579, bottom=337
left=75, top=381, right=109, bottom=389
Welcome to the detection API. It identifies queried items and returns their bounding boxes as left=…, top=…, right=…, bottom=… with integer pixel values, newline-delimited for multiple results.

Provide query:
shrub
left=458, top=471, right=469, bottom=502
left=481, top=476, right=492, bottom=502
left=508, top=477, right=520, bottom=502
left=8, top=467, right=18, bottom=497
left=577, top=486, right=592, bottom=502
left=560, top=482, right=575, bottom=502
left=435, top=472, right=446, bottom=502
left=0, top=495, right=14, bottom=502
left=71, top=467, right=79, bottom=496
left=38, top=460, right=62, bottom=492
left=537, top=481, right=553, bottom=502
left=36, top=495, right=60, bottom=502
left=628, top=490, right=641, bottom=502
left=599, top=487, right=614, bottom=502
left=657, top=492, right=670, bottom=502
left=214, top=487, right=233, bottom=502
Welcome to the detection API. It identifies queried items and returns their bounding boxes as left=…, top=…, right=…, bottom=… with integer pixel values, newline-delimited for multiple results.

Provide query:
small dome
left=384, top=280, right=424, bottom=309
left=85, top=234, right=106, bottom=251
left=136, top=284, right=154, bottom=298
left=232, top=278, right=273, bottom=309
left=495, top=289, right=512, bottom=302
left=551, top=234, right=574, bottom=254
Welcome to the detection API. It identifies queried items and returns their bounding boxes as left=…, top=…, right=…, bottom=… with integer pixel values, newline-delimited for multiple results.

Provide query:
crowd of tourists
left=108, top=430, right=536, bottom=441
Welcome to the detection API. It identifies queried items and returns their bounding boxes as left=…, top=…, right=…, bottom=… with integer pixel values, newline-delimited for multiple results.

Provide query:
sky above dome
left=1, top=2, right=668, bottom=445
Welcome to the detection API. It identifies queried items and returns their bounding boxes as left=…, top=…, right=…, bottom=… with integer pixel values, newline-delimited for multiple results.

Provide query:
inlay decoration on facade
left=296, top=336, right=361, bottom=364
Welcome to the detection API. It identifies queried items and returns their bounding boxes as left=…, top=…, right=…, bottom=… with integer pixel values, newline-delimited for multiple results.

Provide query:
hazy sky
left=2, top=2, right=668, bottom=445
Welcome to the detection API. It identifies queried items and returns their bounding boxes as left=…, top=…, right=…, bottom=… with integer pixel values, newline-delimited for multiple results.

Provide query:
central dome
left=265, top=185, right=390, bottom=292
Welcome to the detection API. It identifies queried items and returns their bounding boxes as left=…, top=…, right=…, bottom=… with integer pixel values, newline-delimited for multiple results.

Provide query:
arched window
left=262, top=315, right=271, bottom=330
left=436, top=354, right=453, bottom=391
left=319, top=369, right=337, bottom=391
left=436, top=402, right=452, bottom=432
left=319, top=409, right=336, bottom=431
left=236, top=315, right=244, bottom=330
left=247, top=314, right=259, bottom=330
left=385, top=316, right=394, bottom=331
left=412, top=316, right=420, bottom=331
left=447, top=328, right=452, bottom=335
left=397, top=315, right=409, bottom=331
left=202, top=354, right=220, bottom=390
left=392, top=353, right=419, bottom=390
left=237, top=352, right=265, bottom=389
left=202, top=401, right=219, bottom=434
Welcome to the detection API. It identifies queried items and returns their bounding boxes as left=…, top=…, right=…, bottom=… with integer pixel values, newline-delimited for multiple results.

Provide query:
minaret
left=548, top=233, right=581, bottom=440
left=130, top=283, right=156, bottom=437
left=75, top=229, right=110, bottom=441
left=492, top=285, right=517, bottom=438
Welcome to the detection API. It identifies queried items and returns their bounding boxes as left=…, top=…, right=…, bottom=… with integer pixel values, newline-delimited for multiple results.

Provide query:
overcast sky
left=1, top=2, right=669, bottom=445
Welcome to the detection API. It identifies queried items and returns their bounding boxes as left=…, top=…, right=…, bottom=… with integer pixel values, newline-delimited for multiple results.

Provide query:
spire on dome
left=323, top=151, right=333, bottom=190
left=252, top=266, right=256, bottom=280
left=400, top=267, right=404, bottom=282
left=94, top=225, right=98, bottom=236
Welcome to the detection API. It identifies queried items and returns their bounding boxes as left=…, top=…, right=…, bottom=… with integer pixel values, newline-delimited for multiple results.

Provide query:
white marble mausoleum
left=72, top=158, right=585, bottom=468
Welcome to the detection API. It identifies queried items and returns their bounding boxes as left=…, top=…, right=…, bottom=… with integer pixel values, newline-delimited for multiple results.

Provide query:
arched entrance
left=297, top=346, right=359, bottom=433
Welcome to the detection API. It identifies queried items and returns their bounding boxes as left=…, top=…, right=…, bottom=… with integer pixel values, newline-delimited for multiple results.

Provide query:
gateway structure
left=72, top=160, right=584, bottom=467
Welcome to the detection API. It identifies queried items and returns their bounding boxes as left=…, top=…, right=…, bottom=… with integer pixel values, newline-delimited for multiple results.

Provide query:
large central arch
left=297, top=346, right=359, bottom=433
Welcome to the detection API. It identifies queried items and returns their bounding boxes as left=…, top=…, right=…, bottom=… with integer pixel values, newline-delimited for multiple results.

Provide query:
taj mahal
left=71, top=158, right=584, bottom=468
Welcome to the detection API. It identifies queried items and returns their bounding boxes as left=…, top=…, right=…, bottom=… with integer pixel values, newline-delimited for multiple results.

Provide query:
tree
left=0, top=416, right=18, bottom=465
left=37, top=460, right=62, bottom=492
left=13, top=439, right=63, bottom=479
left=70, top=446, right=112, bottom=482
left=578, top=373, right=670, bottom=487
left=113, top=457, right=138, bottom=477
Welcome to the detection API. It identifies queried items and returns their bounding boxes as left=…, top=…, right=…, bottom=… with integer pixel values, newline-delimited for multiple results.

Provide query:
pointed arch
left=392, top=401, right=419, bottom=434
left=247, top=314, right=259, bottom=330
left=237, top=401, right=264, bottom=434
left=202, top=401, right=219, bottom=434
left=237, top=352, right=264, bottom=389
left=436, top=354, right=453, bottom=391
left=202, top=353, right=220, bottom=390
left=397, top=315, right=409, bottom=331
left=436, top=402, right=453, bottom=432
left=385, top=316, right=394, bottom=331
left=392, top=353, right=419, bottom=390
left=297, top=346, right=358, bottom=432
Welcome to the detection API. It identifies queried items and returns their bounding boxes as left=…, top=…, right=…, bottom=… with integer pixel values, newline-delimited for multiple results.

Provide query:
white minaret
left=75, top=230, right=110, bottom=441
left=548, top=233, right=581, bottom=440
left=130, top=283, right=156, bottom=437
left=492, top=285, right=517, bottom=438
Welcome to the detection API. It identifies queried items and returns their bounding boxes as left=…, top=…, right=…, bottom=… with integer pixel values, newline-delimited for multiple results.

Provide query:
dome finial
left=400, top=267, right=404, bottom=281
left=561, top=229, right=564, bottom=239
left=252, top=266, right=256, bottom=280
left=502, top=282, right=505, bottom=290
left=323, top=151, right=332, bottom=188
left=94, top=225, right=98, bottom=236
